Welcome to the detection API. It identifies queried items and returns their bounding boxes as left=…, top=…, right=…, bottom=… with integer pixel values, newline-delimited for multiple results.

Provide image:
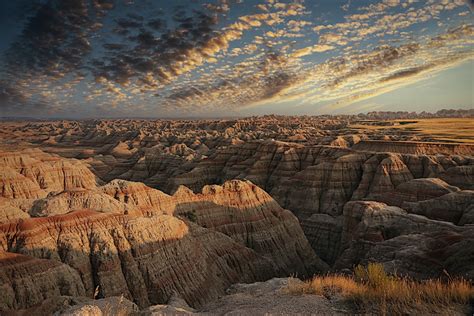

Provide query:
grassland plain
left=350, top=118, right=474, bottom=143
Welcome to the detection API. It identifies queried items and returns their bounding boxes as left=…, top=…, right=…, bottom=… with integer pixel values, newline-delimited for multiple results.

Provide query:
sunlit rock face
left=0, top=149, right=98, bottom=200
left=0, top=203, right=324, bottom=310
left=0, top=211, right=272, bottom=309
left=0, top=149, right=325, bottom=311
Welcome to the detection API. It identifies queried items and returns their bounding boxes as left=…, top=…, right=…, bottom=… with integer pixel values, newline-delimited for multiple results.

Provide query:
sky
left=0, top=0, right=473, bottom=118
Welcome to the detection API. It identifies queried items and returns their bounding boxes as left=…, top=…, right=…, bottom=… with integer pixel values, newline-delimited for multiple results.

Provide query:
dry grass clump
left=288, top=263, right=474, bottom=315
left=287, top=274, right=364, bottom=298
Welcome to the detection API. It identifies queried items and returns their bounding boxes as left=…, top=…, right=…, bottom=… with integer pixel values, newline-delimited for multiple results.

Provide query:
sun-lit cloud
left=0, top=0, right=472, bottom=117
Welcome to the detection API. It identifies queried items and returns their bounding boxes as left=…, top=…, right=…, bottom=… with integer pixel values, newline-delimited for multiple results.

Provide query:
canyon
left=0, top=115, right=472, bottom=314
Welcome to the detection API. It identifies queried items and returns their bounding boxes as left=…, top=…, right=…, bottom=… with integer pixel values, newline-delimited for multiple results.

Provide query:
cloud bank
left=0, top=0, right=472, bottom=117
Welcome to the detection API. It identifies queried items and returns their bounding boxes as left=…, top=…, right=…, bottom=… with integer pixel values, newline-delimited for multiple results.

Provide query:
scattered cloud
left=0, top=0, right=472, bottom=116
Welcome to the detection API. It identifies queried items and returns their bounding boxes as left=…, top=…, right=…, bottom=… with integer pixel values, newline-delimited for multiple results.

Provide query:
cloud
left=379, top=52, right=473, bottom=84
left=278, top=20, right=474, bottom=111
left=292, top=44, right=335, bottom=58
left=5, top=0, right=95, bottom=75
left=164, top=48, right=304, bottom=110
left=0, top=80, right=27, bottom=108
left=324, top=55, right=472, bottom=111
left=327, top=43, right=421, bottom=88
left=0, top=0, right=472, bottom=116
left=325, top=53, right=473, bottom=111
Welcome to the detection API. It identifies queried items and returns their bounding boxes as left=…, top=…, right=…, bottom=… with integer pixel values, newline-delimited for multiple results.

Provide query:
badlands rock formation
left=0, top=149, right=324, bottom=312
left=0, top=115, right=472, bottom=314
left=163, top=141, right=472, bottom=268
left=334, top=201, right=474, bottom=279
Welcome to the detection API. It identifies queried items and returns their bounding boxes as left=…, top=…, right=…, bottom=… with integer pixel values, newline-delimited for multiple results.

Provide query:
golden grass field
left=287, top=263, right=474, bottom=315
left=350, top=118, right=474, bottom=144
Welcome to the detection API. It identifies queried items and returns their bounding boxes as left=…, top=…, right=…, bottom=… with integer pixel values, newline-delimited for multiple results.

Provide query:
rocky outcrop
left=60, top=297, right=139, bottom=316
left=0, top=149, right=98, bottom=200
left=384, top=178, right=460, bottom=206
left=0, top=174, right=325, bottom=311
left=439, top=165, right=474, bottom=190
left=29, top=189, right=131, bottom=217
left=151, top=140, right=473, bottom=267
left=110, top=141, right=137, bottom=159
left=0, top=149, right=100, bottom=220
left=168, top=141, right=472, bottom=219
left=199, top=278, right=347, bottom=315
left=402, top=190, right=474, bottom=225
left=0, top=117, right=473, bottom=314
left=300, top=214, right=343, bottom=265
left=0, top=210, right=275, bottom=310
left=99, top=179, right=175, bottom=215
left=0, top=251, right=86, bottom=310
left=0, top=198, right=29, bottom=222
left=25, top=274, right=473, bottom=316
left=334, top=201, right=474, bottom=279
left=0, top=166, right=46, bottom=200
left=113, top=144, right=199, bottom=188
left=28, top=278, right=348, bottom=316
left=0, top=150, right=328, bottom=278
left=172, top=180, right=327, bottom=276
left=8, top=295, right=140, bottom=316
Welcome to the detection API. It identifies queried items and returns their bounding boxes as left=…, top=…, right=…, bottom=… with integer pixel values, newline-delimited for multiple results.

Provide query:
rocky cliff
left=334, top=201, right=474, bottom=280
left=165, top=140, right=473, bottom=267
left=0, top=150, right=325, bottom=312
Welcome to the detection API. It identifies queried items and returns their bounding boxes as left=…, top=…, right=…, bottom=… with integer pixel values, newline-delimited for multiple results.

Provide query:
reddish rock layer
left=0, top=177, right=325, bottom=311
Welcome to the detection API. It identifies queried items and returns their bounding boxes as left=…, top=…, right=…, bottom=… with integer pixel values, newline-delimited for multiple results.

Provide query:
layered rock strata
left=334, top=201, right=474, bottom=280
left=0, top=151, right=324, bottom=311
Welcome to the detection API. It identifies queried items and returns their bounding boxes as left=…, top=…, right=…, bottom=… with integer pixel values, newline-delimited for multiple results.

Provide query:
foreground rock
left=0, top=207, right=321, bottom=311
left=6, top=296, right=140, bottom=316
left=55, top=278, right=347, bottom=316
left=54, top=278, right=471, bottom=316
left=60, top=297, right=139, bottom=316
left=198, top=278, right=347, bottom=316
left=26, top=276, right=471, bottom=316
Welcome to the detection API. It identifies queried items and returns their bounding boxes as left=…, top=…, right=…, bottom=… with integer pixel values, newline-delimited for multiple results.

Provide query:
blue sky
left=0, top=0, right=473, bottom=118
